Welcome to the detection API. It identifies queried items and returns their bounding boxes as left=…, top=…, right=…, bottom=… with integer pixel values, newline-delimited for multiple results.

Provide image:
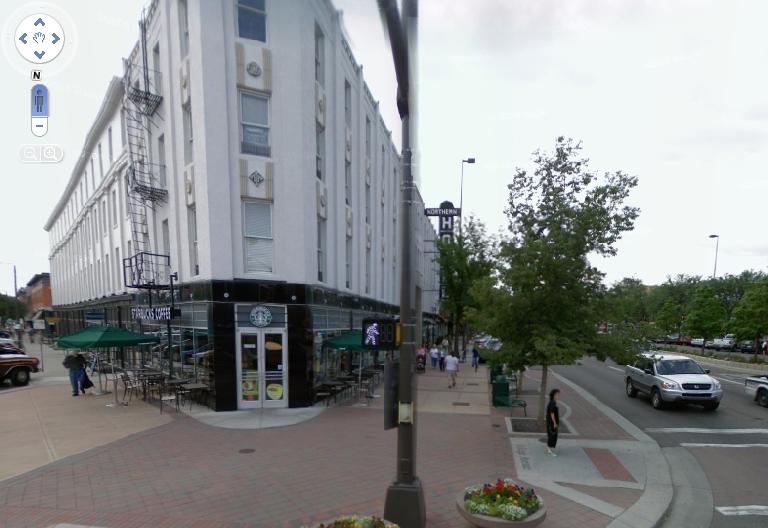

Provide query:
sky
left=1, top=0, right=767, bottom=298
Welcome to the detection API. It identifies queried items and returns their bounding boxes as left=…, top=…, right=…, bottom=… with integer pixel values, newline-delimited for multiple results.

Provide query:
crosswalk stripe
left=682, top=443, right=768, bottom=448
left=716, top=505, right=768, bottom=516
left=646, top=428, right=768, bottom=434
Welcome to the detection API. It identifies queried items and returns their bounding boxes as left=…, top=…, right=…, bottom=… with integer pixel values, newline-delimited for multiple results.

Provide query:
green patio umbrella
left=58, top=326, right=160, bottom=406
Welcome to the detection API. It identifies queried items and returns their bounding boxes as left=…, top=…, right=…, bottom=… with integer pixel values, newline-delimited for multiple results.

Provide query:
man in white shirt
left=429, top=346, right=439, bottom=369
left=445, top=352, right=460, bottom=388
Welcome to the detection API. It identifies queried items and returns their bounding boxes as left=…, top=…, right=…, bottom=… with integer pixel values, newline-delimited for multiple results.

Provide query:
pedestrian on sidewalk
left=472, top=347, right=480, bottom=372
left=445, top=351, right=459, bottom=388
left=63, top=351, right=87, bottom=396
left=439, top=346, right=446, bottom=371
left=429, top=344, right=439, bottom=369
left=546, top=388, right=560, bottom=456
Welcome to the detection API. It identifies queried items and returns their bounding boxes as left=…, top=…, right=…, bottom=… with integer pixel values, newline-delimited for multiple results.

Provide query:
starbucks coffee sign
left=249, top=305, right=273, bottom=327
left=131, top=306, right=176, bottom=321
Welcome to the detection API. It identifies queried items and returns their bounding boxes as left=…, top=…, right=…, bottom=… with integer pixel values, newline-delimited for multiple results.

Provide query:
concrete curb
left=678, top=352, right=768, bottom=373
left=550, top=370, right=674, bottom=528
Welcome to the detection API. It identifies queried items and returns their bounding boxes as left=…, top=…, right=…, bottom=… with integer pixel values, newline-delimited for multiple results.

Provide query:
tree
left=469, top=137, right=639, bottom=425
left=655, top=299, right=683, bottom=335
left=683, top=283, right=726, bottom=346
left=435, top=216, right=495, bottom=356
left=730, top=278, right=768, bottom=351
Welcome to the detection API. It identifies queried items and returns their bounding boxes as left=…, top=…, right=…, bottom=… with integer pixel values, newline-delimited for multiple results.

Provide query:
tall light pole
left=0, top=262, right=19, bottom=321
left=378, top=1, right=426, bottom=527
left=459, top=157, right=475, bottom=237
left=709, top=234, right=719, bottom=278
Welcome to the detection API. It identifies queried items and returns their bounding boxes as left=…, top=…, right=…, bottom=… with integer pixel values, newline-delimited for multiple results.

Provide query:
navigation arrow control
left=34, top=18, right=45, bottom=26
left=51, top=33, right=60, bottom=45
left=19, top=33, right=28, bottom=44
left=33, top=51, right=45, bottom=59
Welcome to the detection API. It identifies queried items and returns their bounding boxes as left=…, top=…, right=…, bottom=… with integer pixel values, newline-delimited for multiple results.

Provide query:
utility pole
left=378, top=1, right=426, bottom=527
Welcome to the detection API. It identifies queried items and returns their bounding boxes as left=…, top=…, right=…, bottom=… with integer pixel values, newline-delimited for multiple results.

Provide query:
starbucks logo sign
left=249, top=305, right=272, bottom=327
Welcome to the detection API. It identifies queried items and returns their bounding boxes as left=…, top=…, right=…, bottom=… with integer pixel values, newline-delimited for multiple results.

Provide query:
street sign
left=424, top=207, right=460, bottom=216
left=362, top=318, right=399, bottom=349
left=33, top=319, right=45, bottom=330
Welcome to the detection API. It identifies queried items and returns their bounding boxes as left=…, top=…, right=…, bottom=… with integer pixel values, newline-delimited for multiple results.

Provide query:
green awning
left=323, top=331, right=366, bottom=352
left=57, top=325, right=160, bottom=349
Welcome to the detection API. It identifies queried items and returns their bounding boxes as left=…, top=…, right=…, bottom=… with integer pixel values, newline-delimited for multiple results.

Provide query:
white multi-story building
left=45, top=0, right=441, bottom=410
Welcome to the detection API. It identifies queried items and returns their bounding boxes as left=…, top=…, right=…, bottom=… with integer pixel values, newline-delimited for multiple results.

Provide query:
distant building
left=22, top=273, right=52, bottom=318
left=44, top=0, right=441, bottom=411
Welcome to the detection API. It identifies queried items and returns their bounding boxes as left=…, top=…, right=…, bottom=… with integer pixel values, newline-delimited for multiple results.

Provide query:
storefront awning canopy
left=323, top=331, right=366, bottom=352
left=57, top=325, right=160, bottom=349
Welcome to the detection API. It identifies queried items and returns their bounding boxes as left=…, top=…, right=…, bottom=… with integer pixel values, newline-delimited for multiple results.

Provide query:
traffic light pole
left=379, top=0, right=426, bottom=527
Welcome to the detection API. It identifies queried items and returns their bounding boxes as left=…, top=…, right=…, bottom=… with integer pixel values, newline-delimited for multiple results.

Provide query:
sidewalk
left=0, top=360, right=672, bottom=528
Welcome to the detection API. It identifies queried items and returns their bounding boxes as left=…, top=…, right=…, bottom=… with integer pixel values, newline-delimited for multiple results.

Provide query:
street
left=554, top=356, right=768, bottom=528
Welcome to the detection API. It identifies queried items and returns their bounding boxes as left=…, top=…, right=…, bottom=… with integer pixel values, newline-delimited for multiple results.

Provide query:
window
left=238, top=0, right=266, bottom=42
left=162, top=220, right=170, bottom=256
left=317, top=218, right=326, bottom=282
left=105, top=254, right=111, bottom=292
left=314, top=25, right=324, bottom=86
left=178, top=0, right=190, bottom=58
left=344, top=80, right=351, bottom=126
left=107, top=127, right=113, bottom=163
left=316, top=125, right=324, bottom=180
left=243, top=201, right=273, bottom=272
left=111, top=190, right=117, bottom=226
left=115, top=247, right=121, bottom=290
left=345, top=237, right=352, bottom=289
left=182, top=104, right=193, bottom=164
left=124, top=175, right=130, bottom=215
left=98, top=143, right=104, bottom=178
left=365, top=116, right=371, bottom=158
left=345, top=161, right=352, bottom=206
left=120, top=109, right=126, bottom=146
left=152, top=43, right=161, bottom=93
left=365, top=181, right=371, bottom=224
left=240, top=92, right=270, bottom=156
left=101, top=200, right=107, bottom=235
left=365, top=248, right=371, bottom=294
left=90, top=158, right=95, bottom=187
left=127, top=240, right=132, bottom=259
left=158, top=135, right=167, bottom=188
left=187, top=205, right=198, bottom=275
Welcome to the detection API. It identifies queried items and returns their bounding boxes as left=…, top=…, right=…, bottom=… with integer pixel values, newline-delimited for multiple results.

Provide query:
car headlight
left=713, top=379, right=721, bottom=390
left=661, top=381, right=680, bottom=390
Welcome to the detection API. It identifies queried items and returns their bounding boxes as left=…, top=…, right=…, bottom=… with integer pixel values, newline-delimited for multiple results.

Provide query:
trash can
left=492, top=375, right=509, bottom=406
left=489, top=364, right=502, bottom=382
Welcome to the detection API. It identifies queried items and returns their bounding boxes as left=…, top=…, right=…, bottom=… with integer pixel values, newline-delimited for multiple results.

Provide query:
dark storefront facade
left=52, top=280, right=444, bottom=411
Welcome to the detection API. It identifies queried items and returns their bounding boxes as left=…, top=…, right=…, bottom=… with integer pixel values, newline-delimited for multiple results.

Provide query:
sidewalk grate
left=238, top=448, right=255, bottom=454
left=452, top=402, right=471, bottom=406
left=466, top=382, right=479, bottom=386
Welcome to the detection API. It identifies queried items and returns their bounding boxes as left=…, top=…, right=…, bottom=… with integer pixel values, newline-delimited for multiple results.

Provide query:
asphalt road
left=554, top=356, right=768, bottom=528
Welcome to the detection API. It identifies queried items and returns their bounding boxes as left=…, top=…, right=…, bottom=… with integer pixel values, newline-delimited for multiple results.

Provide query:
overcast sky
left=1, top=0, right=767, bottom=298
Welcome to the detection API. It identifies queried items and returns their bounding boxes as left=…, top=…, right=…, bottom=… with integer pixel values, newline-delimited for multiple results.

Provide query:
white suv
left=625, top=352, right=723, bottom=410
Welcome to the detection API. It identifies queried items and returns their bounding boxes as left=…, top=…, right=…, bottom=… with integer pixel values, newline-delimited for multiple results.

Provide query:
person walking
left=439, top=346, right=446, bottom=372
left=471, top=346, right=480, bottom=372
left=429, top=345, right=439, bottom=369
left=546, top=388, right=561, bottom=456
left=445, top=351, right=459, bottom=388
left=63, top=351, right=87, bottom=396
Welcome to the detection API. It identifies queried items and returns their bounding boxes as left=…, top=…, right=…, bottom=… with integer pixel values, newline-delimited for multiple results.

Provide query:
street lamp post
left=459, top=157, right=475, bottom=237
left=0, top=262, right=19, bottom=322
left=709, top=234, right=719, bottom=278
left=378, top=1, right=426, bottom=527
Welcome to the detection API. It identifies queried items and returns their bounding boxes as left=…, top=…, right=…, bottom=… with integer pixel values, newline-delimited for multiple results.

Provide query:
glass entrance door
left=237, top=329, right=288, bottom=409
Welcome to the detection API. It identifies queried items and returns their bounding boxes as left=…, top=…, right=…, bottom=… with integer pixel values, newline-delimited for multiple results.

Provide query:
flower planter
left=313, top=515, right=398, bottom=528
left=456, top=480, right=546, bottom=528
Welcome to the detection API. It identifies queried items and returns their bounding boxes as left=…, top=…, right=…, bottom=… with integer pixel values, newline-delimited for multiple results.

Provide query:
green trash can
left=489, top=364, right=502, bottom=382
left=492, top=375, right=509, bottom=407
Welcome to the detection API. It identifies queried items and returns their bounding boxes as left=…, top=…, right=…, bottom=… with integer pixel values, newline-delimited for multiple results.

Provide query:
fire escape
left=122, top=6, right=169, bottom=290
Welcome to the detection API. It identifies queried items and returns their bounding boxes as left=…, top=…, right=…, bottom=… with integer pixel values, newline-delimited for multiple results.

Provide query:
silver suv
left=625, top=352, right=723, bottom=410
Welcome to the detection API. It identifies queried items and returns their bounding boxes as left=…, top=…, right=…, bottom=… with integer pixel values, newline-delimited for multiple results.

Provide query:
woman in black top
left=546, top=388, right=560, bottom=456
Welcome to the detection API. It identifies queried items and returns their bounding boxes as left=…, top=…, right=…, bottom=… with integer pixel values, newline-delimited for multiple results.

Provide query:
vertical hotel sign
left=424, top=200, right=460, bottom=299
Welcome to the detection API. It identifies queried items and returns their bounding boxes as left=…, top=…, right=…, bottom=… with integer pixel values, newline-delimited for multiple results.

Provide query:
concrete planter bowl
left=312, top=516, right=398, bottom=528
left=456, top=485, right=547, bottom=528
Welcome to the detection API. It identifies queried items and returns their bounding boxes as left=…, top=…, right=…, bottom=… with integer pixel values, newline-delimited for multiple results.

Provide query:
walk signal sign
left=362, top=318, right=400, bottom=349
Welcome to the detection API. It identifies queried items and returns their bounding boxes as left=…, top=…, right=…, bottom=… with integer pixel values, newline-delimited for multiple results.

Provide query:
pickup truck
left=745, top=374, right=768, bottom=407
left=710, top=334, right=737, bottom=350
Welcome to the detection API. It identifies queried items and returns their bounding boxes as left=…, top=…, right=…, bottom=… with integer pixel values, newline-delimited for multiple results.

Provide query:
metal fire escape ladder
left=122, top=7, right=169, bottom=290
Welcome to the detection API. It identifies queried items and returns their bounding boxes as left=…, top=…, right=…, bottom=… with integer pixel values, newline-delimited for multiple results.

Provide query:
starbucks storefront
left=235, top=304, right=288, bottom=409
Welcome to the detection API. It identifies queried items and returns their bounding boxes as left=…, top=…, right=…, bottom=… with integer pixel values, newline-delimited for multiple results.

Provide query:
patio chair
left=121, top=373, right=141, bottom=403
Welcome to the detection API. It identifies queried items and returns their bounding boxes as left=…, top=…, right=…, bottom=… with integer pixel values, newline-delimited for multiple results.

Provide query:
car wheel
left=11, top=368, right=30, bottom=386
left=651, top=388, right=665, bottom=410
left=626, top=379, right=638, bottom=398
left=704, top=402, right=720, bottom=411
left=758, top=389, right=768, bottom=408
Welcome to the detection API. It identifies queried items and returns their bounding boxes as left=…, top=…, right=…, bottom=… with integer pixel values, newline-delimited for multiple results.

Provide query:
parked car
left=745, top=374, right=768, bottom=407
left=737, top=340, right=756, bottom=353
left=0, top=349, right=39, bottom=386
left=676, top=335, right=693, bottom=346
left=690, top=337, right=705, bottom=347
left=625, top=352, right=722, bottom=410
left=0, top=330, right=12, bottom=339
left=711, top=334, right=737, bottom=351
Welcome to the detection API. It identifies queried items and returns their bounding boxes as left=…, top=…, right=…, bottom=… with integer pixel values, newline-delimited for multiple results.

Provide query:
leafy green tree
left=730, top=278, right=768, bottom=351
left=683, top=283, right=727, bottom=346
left=468, top=137, right=639, bottom=425
left=605, top=278, right=650, bottom=324
left=655, top=299, right=683, bottom=334
left=0, top=294, right=24, bottom=322
left=712, top=271, right=765, bottom=320
left=435, top=216, right=495, bottom=356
